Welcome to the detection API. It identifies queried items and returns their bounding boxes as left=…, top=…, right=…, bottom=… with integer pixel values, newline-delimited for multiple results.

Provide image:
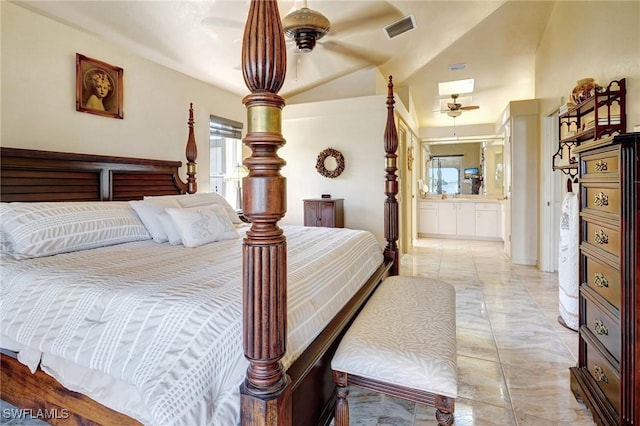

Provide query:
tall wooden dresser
left=570, top=132, right=639, bottom=425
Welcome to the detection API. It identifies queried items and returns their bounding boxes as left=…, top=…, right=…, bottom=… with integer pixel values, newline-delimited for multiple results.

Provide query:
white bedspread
left=0, top=225, right=382, bottom=425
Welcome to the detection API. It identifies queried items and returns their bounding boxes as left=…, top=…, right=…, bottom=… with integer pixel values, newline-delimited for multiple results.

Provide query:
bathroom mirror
left=420, top=139, right=504, bottom=197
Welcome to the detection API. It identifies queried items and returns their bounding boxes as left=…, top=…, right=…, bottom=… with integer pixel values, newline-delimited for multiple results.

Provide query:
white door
left=503, top=125, right=512, bottom=258
left=456, top=202, right=476, bottom=237
left=438, top=203, right=457, bottom=235
left=540, top=115, right=561, bottom=272
left=475, top=203, right=500, bottom=238
left=418, top=204, right=438, bottom=234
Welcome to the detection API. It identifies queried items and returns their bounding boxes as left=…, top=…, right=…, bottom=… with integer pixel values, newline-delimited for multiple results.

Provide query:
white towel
left=558, top=190, right=579, bottom=331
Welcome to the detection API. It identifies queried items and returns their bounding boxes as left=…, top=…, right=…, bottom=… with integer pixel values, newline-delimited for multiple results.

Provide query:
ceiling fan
left=203, top=1, right=400, bottom=61
left=281, top=1, right=402, bottom=82
left=444, top=94, right=480, bottom=117
left=283, top=1, right=402, bottom=60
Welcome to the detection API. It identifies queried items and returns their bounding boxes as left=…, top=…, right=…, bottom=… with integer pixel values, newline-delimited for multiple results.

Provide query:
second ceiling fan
left=444, top=94, right=480, bottom=117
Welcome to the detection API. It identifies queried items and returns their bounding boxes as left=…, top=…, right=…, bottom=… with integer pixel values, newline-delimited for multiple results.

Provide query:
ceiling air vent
left=383, top=15, right=416, bottom=39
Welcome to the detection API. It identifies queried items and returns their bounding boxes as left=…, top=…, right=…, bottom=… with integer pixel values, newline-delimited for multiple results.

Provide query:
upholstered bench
left=331, top=275, right=457, bottom=426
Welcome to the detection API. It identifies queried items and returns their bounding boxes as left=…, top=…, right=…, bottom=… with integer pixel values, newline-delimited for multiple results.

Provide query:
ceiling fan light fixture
left=446, top=110, right=462, bottom=118
left=283, top=7, right=331, bottom=53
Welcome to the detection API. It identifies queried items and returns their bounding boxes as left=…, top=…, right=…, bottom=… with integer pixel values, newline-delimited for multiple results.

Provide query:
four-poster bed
left=0, top=0, right=400, bottom=424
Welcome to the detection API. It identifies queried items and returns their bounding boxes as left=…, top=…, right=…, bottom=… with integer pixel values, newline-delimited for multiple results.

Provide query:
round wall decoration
left=315, top=147, right=345, bottom=178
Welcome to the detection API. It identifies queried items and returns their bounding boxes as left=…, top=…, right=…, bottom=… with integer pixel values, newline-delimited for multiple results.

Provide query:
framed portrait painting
left=76, top=54, right=124, bottom=119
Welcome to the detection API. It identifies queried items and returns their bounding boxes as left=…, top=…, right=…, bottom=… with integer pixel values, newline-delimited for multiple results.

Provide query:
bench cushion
left=332, top=275, right=457, bottom=398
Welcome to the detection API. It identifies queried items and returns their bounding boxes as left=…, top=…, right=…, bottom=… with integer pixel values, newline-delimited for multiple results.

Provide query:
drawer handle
left=595, top=160, right=608, bottom=172
left=593, top=365, right=608, bottom=383
left=594, top=192, right=609, bottom=207
left=594, top=229, right=609, bottom=245
left=594, top=319, right=609, bottom=336
left=594, top=272, right=609, bottom=288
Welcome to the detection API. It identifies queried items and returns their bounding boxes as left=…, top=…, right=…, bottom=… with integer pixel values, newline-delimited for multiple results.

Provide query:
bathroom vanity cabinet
left=418, top=199, right=502, bottom=241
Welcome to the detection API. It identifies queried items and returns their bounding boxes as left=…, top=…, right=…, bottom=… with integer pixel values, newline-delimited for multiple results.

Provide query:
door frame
left=397, top=119, right=413, bottom=254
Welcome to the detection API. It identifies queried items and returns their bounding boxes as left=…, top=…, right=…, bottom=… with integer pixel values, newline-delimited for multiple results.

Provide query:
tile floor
left=345, top=237, right=596, bottom=426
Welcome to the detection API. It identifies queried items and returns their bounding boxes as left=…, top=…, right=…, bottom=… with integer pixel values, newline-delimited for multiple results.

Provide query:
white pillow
left=158, top=212, right=183, bottom=245
left=129, top=198, right=181, bottom=242
left=146, top=193, right=241, bottom=224
left=0, top=202, right=151, bottom=259
left=165, top=205, right=239, bottom=248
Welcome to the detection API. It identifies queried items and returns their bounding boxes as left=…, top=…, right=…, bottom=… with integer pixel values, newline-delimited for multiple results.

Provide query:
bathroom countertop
left=420, top=196, right=504, bottom=203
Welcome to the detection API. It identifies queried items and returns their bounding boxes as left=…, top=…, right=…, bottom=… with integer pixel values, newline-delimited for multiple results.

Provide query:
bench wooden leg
left=435, top=395, right=455, bottom=426
left=435, top=410, right=454, bottom=426
left=333, top=371, right=349, bottom=426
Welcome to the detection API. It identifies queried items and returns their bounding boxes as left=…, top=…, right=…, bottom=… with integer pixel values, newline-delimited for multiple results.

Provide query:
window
left=428, top=156, right=462, bottom=195
left=209, top=115, right=243, bottom=208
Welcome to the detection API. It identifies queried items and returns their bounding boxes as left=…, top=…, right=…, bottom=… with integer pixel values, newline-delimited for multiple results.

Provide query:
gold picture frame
left=76, top=53, right=123, bottom=119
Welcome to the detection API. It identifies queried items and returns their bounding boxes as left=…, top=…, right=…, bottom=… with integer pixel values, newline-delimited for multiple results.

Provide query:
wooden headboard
left=0, top=147, right=188, bottom=202
left=0, top=107, right=198, bottom=202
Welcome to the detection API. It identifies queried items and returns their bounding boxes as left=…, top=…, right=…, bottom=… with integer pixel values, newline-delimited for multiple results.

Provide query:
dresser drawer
left=583, top=293, right=620, bottom=360
left=581, top=150, right=620, bottom=179
left=582, top=185, right=620, bottom=216
left=582, top=255, right=621, bottom=310
left=583, top=219, right=620, bottom=258
left=584, top=338, right=621, bottom=414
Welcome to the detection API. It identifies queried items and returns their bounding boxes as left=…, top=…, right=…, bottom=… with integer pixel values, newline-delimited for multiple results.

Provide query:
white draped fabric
left=558, top=191, right=579, bottom=331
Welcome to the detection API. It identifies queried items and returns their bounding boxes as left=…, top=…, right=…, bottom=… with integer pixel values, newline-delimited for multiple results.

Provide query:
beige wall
left=533, top=1, right=639, bottom=268
left=535, top=1, right=639, bottom=128
left=280, top=95, right=389, bottom=244
left=1, top=2, right=247, bottom=192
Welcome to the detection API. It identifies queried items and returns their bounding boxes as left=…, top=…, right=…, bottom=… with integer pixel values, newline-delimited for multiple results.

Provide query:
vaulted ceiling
left=16, top=0, right=555, bottom=130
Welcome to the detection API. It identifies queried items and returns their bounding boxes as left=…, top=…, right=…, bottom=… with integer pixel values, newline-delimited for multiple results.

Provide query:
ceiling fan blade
left=328, top=2, right=403, bottom=38
left=319, top=40, right=390, bottom=65
left=460, top=105, right=480, bottom=111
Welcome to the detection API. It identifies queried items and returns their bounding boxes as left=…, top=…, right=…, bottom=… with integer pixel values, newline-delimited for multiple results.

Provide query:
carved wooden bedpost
left=185, top=103, right=197, bottom=194
left=384, top=76, right=400, bottom=276
left=240, top=1, right=291, bottom=425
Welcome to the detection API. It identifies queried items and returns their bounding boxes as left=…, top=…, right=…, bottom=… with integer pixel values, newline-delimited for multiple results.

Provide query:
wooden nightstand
left=303, top=198, right=344, bottom=228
